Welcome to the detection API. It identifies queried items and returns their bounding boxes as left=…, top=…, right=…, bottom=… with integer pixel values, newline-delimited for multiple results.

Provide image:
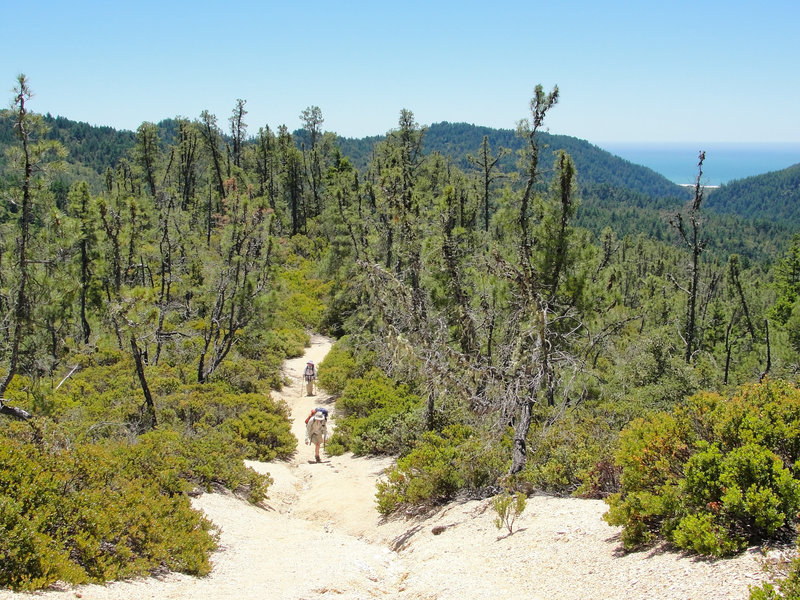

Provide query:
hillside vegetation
left=706, top=163, right=800, bottom=226
left=2, top=76, right=800, bottom=597
left=4, top=112, right=797, bottom=262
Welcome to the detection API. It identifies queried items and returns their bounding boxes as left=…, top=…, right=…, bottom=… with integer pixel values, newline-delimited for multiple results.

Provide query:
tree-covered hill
left=7, top=111, right=799, bottom=238
left=705, top=163, right=800, bottom=228
left=0, top=112, right=135, bottom=174
left=2, top=114, right=685, bottom=199
left=332, top=121, right=689, bottom=200
left=423, top=122, right=689, bottom=200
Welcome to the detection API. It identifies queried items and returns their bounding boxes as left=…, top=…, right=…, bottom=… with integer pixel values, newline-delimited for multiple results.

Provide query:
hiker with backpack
left=304, top=407, right=328, bottom=463
left=303, top=360, right=316, bottom=396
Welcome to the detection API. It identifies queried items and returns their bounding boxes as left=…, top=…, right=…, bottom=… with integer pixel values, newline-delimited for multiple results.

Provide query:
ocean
left=600, top=143, right=800, bottom=187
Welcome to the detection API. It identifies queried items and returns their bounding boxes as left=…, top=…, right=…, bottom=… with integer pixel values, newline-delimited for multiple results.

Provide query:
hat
left=313, top=411, right=326, bottom=420
left=307, top=360, right=314, bottom=364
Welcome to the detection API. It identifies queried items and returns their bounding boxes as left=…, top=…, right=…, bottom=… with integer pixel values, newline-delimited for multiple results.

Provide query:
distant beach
left=600, top=142, right=800, bottom=186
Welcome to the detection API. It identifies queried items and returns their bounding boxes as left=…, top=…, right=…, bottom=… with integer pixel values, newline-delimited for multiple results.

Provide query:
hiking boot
left=315, top=455, right=321, bottom=463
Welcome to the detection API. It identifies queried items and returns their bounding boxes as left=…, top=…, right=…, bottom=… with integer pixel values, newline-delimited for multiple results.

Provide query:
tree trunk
left=130, top=333, right=156, bottom=431
left=509, top=398, right=534, bottom=475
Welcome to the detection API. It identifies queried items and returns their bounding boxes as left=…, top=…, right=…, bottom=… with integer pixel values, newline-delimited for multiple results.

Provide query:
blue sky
left=3, top=0, right=798, bottom=145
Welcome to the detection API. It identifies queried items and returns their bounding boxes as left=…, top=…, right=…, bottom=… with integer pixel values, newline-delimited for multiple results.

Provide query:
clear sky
left=2, top=0, right=798, bottom=145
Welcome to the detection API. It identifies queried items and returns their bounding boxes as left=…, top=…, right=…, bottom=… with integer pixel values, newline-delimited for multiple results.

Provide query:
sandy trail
left=0, top=334, right=783, bottom=599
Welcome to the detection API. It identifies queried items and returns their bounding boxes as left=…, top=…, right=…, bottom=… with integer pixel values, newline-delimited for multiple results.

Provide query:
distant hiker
left=303, top=360, right=316, bottom=396
left=305, top=408, right=327, bottom=462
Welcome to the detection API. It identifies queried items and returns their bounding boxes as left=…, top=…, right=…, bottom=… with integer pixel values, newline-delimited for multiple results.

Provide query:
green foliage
left=376, top=426, right=470, bottom=515
left=787, top=301, right=800, bottom=355
left=519, top=407, right=620, bottom=498
left=0, top=428, right=218, bottom=591
left=706, top=165, right=800, bottom=229
left=159, top=386, right=295, bottom=464
left=327, top=370, right=424, bottom=456
left=274, top=248, right=332, bottom=332
left=209, top=355, right=281, bottom=393
left=5, top=81, right=800, bottom=589
left=612, top=328, right=700, bottom=410
left=223, top=408, right=297, bottom=461
left=604, top=380, right=800, bottom=555
left=375, top=425, right=506, bottom=515
left=492, top=490, right=527, bottom=534
left=0, top=337, right=288, bottom=590
left=317, top=338, right=359, bottom=396
left=670, top=512, right=742, bottom=556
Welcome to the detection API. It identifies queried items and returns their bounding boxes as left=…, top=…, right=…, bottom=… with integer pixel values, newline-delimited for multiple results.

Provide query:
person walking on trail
left=303, top=360, right=316, bottom=396
left=305, top=408, right=327, bottom=463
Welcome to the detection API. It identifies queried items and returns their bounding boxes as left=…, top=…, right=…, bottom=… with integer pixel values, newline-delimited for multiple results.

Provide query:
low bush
left=128, top=428, right=273, bottom=503
left=327, top=370, right=424, bottom=456
left=273, top=249, right=332, bottom=332
left=604, top=379, right=800, bottom=555
left=375, top=424, right=506, bottom=515
left=519, top=407, right=620, bottom=498
left=0, top=426, right=218, bottom=591
left=223, top=408, right=297, bottom=461
left=317, top=339, right=359, bottom=396
left=162, top=386, right=290, bottom=435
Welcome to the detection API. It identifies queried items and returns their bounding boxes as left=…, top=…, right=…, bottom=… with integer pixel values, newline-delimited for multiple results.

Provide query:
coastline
left=600, top=142, right=800, bottom=186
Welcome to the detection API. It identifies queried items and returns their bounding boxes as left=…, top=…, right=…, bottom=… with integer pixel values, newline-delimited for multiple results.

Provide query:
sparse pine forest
left=1, top=75, right=800, bottom=594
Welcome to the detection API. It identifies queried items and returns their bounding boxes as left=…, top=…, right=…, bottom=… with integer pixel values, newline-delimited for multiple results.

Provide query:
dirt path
left=250, top=334, right=399, bottom=544
left=0, top=334, right=784, bottom=599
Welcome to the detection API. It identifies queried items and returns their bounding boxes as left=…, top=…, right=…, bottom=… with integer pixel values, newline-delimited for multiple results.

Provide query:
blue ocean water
left=600, top=143, right=800, bottom=186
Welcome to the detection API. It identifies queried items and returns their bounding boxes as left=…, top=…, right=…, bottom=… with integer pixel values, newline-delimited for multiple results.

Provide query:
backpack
left=304, top=407, right=329, bottom=424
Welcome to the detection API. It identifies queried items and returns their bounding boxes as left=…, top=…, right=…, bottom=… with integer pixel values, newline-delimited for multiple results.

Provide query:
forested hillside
left=2, top=77, right=800, bottom=596
left=2, top=116, right=683, bottom=197
left=705, top=163, right=800, bottom=228
left=329, top=122, right=689, bottom=200
left=5, top=110, right=798, bottom=243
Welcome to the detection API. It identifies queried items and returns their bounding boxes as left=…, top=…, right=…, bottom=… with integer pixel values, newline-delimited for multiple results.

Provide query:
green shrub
left=161, top=387, right=288, bottom=433
left=377, top=427, right=468, bottom=515
left=223, top=408, right=297, bottom=460
left=0, top=431, right=218, bottom=591
left=336, top=369, right=405, bottom=418
left=273, top=251, right=331, bottom=331
left=519, top=408, right=620, bottom=497
left=210, top=357, right=273, bottom=394
left=670, top=512, right=741, bottom=556
left=605, top=380, right=800, bottom=555
left=347, top=408, right=424, bottom=456
left=375, top=425, right=505, bottom=515
left=267, top=327, right=310, bottom=360
left=317, top=339, right=358, bottom=396
left=331, top=370, right=423, bottom=456
left=323, top=436, right=348, bottom=456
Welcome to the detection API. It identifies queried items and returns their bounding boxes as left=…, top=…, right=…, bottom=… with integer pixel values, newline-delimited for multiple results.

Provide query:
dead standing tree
left=197, top=183, right=273, bottom=383
left=670, top=151, right=707, bottom=363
